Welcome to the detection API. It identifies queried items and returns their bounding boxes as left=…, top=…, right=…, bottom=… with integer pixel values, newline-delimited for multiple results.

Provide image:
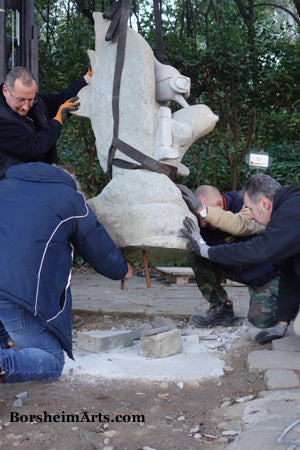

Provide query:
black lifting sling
left=103, top=0, right=178, bottom=181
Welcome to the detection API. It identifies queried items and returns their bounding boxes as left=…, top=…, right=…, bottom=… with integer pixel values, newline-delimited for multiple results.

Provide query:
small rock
left=235, top=394, right=255, bottom=403
left=222, top=430, right=239, bottom=436
left=248, top=386, right=254, bottom=393
left=177, top=416, right=185, bottom=421
left=165, top=416, right=173, bottom=421
left=190, top=425, right=200, bottom=433
left=221, top=400, right=233, bottom=407
left=104, top=438, right=110, bottom=445
left=205, top=434, right=218, bottom=440
left=194, top=433, right=202, bottom=439
left=103, top=423, right=109, bottom=429
left=104, top=430, right=118, bottom=438
left=15, top=392, right=27, bottom=399
left=176, top=382, right=184, bottom=389
left=12, top=399, right=22, bottom=408
left=4, top=422, right=11, bottom=427
left=143, top=447, right=157, bottom=450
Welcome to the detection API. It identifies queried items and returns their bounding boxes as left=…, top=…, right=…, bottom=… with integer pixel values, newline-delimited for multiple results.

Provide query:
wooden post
left=142, top=250, right=151, bottom=288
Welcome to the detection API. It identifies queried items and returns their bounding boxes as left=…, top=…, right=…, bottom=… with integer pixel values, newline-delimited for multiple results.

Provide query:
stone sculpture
left=74, top=12, right=218, bottom=250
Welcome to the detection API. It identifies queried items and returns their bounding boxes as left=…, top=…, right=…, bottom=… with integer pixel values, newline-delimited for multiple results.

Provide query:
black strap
left=112, top=137, right=177, bottom=180
left=103, top=0, right=177, bottom=181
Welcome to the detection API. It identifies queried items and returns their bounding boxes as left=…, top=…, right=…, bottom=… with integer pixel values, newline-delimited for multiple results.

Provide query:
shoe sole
left=190, top=317, right=235, bottom=328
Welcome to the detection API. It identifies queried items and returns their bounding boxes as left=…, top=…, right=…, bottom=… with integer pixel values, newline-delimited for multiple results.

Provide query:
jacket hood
left=5, top=162, right=77, bottom=190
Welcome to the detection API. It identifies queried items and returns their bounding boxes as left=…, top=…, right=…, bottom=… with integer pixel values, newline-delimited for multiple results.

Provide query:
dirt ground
left=0, top=310, right=267, bottom=450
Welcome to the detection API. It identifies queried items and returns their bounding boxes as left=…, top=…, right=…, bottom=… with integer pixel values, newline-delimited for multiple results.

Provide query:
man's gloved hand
left=181, top=216, right=210, bottom=258
left=177, top=184, right=202, bottom=214
left=54, top=96, right=80, bottom=125
left=255, top=324, right=287, bottom=345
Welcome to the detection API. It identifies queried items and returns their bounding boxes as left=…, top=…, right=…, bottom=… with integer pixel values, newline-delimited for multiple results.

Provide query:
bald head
left=194, top=185, right=223, bottom=208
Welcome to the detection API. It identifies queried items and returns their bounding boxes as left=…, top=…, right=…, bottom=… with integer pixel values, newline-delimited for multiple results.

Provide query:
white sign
left=249, top=153, right=269, bottom=168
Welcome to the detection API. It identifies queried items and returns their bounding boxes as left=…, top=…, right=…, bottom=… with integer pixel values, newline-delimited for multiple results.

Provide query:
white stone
left=77, top=330, right=133, bottom=353
left=75, top=13, right=218, bottom=250
left=140, top=329, right=182, bottom=358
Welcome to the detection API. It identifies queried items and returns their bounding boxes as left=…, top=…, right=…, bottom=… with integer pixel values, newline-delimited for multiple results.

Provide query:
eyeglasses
left=5, top=85, right=38, bottom=106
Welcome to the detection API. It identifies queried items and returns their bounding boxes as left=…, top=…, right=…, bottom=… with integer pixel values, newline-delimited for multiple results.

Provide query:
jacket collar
left=5, top=162, right=77, bottom=190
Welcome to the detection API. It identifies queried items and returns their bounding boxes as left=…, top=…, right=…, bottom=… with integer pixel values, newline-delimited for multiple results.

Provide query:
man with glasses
left=0, top=66, right=92, bottom=178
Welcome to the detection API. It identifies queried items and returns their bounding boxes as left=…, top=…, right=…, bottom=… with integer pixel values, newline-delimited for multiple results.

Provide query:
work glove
left=177, top=184, right=202, bottom=214
left=54, top=96, right=80, bottom=125
left=181, top=216, right=210, bottom=258
left=255, top=324, right=287, bottom=345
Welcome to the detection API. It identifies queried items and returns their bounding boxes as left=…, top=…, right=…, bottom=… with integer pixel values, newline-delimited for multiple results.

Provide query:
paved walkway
left=71, top=270, right=250, bottom=318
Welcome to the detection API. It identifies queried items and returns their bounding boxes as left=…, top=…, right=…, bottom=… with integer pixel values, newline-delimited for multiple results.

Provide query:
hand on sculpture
left=54, top=96, right=80, bottom=125
left=255, top=324, right=287, bottom=345
left=177, top=184, right=202, bottom=214
left=181, top=216, right=210, bottom=258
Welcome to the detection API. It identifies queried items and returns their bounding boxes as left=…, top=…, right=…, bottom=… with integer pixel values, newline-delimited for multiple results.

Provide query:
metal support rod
left=142, top=250, right=151, bottom=288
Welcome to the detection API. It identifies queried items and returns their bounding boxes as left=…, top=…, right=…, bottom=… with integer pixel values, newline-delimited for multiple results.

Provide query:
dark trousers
left=277, top=256, right=300, bottom=323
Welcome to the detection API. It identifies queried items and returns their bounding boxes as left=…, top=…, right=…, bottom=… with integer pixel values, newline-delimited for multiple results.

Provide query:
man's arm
left=204, top=205, right=265, bottom=236
left=70, top=203, right=129, bottom=281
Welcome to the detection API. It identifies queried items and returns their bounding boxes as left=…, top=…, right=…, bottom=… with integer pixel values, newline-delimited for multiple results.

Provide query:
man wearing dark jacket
left=0, top=162, right=131, bottom=383
left=0, top=66, right=91, bottom=178
left=182, top=174, right=300, bottom=344
left=178, top=184, right=279, bottom=328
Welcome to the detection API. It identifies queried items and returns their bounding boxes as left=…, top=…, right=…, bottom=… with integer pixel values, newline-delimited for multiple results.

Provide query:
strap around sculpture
left=103, top=0, right=178, bottom=181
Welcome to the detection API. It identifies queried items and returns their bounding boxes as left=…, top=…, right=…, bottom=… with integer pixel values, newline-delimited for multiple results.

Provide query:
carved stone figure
left=74, top=12, right=218, bottom=250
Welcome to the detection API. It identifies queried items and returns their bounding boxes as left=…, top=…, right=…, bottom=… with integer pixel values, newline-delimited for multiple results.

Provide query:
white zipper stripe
left=34, top=192, right=89, bottom=317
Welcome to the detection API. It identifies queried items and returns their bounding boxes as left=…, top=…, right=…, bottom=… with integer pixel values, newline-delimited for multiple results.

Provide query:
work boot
left=190, top=302, right=235, bottom=328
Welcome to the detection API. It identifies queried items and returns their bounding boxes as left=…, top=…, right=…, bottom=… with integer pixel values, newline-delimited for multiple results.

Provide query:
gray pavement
left=71, top=270, right=300, bottom=449
left=71, top=270, right=250, bottom=318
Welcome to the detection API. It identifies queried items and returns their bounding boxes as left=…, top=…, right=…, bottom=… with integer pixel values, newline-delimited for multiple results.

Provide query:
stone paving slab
left=248, top=350, right=300, bottom=372
left=272, top=334, right=300, bottom=352
left=227, top=390, right=300, bottom=450
left=264, top=369, right=299, bottom=390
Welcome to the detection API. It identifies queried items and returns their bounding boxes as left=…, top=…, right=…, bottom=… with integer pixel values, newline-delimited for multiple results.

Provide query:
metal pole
left=0, top=0, right=6, bottom=83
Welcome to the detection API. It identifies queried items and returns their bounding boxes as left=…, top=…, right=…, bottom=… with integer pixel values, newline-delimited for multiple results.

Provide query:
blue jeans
left=0, top=299, right=65, bottom=383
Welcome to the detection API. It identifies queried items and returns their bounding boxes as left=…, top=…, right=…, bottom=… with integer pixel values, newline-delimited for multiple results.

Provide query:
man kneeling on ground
left=0, top=162, right=131, bottom=383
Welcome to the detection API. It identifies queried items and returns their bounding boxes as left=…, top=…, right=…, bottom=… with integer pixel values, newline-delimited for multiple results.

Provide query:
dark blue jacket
left=0, top=163, right=128, bottom=358
left=0, top=77, right=87, bottom=178
left=202, top=191, right=279, bottom=286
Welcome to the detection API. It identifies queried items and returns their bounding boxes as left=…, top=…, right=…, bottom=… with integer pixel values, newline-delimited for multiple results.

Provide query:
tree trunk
left=153, top=0, right=164, bottom=62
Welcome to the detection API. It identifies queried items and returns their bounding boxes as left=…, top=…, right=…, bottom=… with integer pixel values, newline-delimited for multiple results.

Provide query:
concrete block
left=272, top=335, right=300, bottom=352
left=248, top=350, right=300, bottom=372
left=264, top=369, right=299, bottom=390
left=153, top=316, right=176, bottom=330
left=140, top=329, right=182, bottom=358
left=132, top=323, right=153, bottom=339
left=77, top=330, right=133, bottom=353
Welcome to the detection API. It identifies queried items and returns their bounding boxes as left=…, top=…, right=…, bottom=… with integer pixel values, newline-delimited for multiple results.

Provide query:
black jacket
left=0, top=77, right=87, bottom=178
left=202, top=190, right=280, bottom=286
left=208, top=185, right=300, bottom=272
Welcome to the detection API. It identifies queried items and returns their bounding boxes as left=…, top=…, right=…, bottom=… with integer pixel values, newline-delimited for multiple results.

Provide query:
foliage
left=35, top=0, right=300, bottom=195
